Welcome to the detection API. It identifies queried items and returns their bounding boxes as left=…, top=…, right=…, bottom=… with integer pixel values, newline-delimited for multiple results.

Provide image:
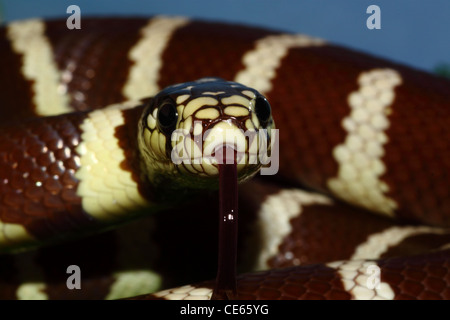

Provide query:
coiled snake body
left=0, top=16, right=449, bottom=300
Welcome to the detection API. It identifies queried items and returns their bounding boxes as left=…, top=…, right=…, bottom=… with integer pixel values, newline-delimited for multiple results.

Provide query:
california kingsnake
left=0, top=16, right=449, bottom=300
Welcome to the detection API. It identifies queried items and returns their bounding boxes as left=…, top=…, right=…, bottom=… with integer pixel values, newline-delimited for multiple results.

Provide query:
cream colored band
left=327, top=69, right=402, bottom=217
left=7, top=19, right=72, bottom=116
left=234, top=34, right=325, bottom=94
left=122, top=16, right=190, bottom=100
left=252, top=189, right=333, bottom=270
left=75, top=101, right=150, bottom=220
left=326, top=260, right=395, bottom=300
left=0, top=220, right=35, bottom=250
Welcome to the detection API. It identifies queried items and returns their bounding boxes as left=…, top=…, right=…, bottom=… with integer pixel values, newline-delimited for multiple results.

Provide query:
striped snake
left=0, top=16, right=449, bottom=300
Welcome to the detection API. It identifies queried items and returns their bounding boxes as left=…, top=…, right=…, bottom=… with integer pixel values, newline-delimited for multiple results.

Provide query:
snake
left=0, top=16, right=449, bottom=300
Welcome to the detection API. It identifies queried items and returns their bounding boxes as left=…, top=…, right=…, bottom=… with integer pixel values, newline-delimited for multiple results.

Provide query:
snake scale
left=0, top=16, right=449, bottom=300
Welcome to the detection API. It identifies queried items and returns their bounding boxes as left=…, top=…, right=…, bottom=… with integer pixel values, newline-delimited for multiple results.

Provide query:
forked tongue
left=212, top=146, right=238, bottom=300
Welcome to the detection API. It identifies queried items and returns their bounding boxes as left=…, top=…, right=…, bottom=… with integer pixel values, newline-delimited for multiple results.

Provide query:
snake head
left=138, top=78, right=275, bottom=191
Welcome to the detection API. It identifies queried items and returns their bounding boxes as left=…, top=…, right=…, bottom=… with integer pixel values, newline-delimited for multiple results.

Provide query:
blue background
left=1, top=0, right=449, bottom=73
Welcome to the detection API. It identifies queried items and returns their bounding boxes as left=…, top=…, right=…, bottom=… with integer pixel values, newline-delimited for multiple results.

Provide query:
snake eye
left=255, top=96, right=271, bottom=127
left=157, top=100, right=178, bottom=134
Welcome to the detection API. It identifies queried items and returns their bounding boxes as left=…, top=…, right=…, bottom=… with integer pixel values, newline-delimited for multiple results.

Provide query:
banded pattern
left=6, top=19, right=71, bottom=116
left=75, top=101, right=150, bottom=220
left=0, top=97, right=161, bottom=253
left=134, top=180, right=450, bottom=300
left=0, top=16, right=449, bottom=300
left=327, top=68, right=402, bottom=217
left=143, top=247, right=450, bottom=300
left=2, top=178, right=450, bottom=300
left=122, top=16, right=190, bottom=100
left=0, top=111, right=88, bottom=249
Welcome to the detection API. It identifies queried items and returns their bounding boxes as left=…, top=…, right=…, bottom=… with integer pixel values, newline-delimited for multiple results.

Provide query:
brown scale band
left=0, top=101, right=153, bottom=252
left=0, top=27, right=36, bottom=123
left=0, top=112, right=89, bottom=246
left=44, top=18, right=151, bottom=112
left=266, top=45, right=450, bottom=226
left=2, top=18, right=447, bottom=225
left=132, top=248, right=450, bottom=300
left=1, top=178, right=450, bottom=299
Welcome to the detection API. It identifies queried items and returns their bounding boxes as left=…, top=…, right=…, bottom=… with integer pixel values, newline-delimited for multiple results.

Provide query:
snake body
left=0, top=16, right=449, bottom=300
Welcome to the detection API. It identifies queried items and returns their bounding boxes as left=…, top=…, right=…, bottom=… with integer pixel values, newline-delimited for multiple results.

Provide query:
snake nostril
left=157, top=99, right=178, bottom=134
left=254, top=96, right=271, bottom=128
